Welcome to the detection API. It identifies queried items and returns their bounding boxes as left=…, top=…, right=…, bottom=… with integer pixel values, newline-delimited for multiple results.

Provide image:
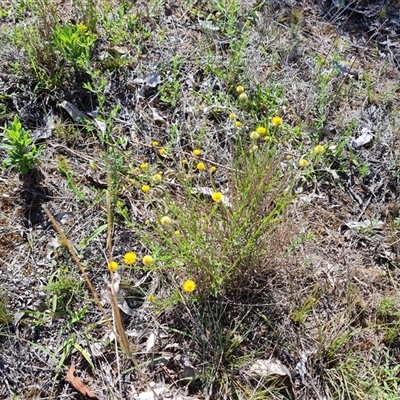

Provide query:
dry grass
left=0, top=0, right=400, bottom=399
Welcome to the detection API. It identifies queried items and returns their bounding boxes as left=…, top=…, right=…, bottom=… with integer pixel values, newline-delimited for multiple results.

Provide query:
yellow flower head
left=256, top=126, right=267, bottom=135
left=141, top=185, right=151, bottom=193
left=153, top=173, right=162, bottom=183
left=140, top=163, right=148, bottom=170
left=183, top=279, right=196, bottom=293
left=197, top=162, right=206, bottom=171
left=77, top=23, right=87, bottom=32
left=314, top=144, right=325, bottom=154
left=299, top=159, right=309, bottom=168
left=108, top=260, right=118, bottom=272
left=152, top=141, right=159, bottom=146
left=123, top=252, right=137, bottom=265
left=192, top=149, right=201, bottom=156
left=229, top=113, right=236, bottom=120
left=250, top=131, right=260, bottom=140
left=209, top=166, right=217, bottom=173
left=142, top=255, right=154, bottom=266
left=239, top=92, right=248, bottom=101
left=286, top=155, right=291, bottom=160
left=159, top=148, right=166, bottom=156
left=148, top=294, right=155, bottom=302
left=235, top=121, right=243, bottom=128
left=271, top=116, right=283, bottom=126
left=236, top=85, right=244, bottom=94
left=212, top=191, right=224, bottom=203
left=264, top=135, right=271, bottom=141
left=160, top=216, right=172, bottom=226
left=174, top=230, right=180, bottom=236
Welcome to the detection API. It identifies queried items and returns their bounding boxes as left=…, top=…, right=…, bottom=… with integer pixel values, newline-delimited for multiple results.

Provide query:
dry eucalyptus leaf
left=146, top=332, right=157, bottom=352
left=59, top=101, right=88, bottom=122
left=137, top=386, right=165, bottom=400
left=107, top=274, right=136, bottom=316
left=151, top=107, right=166, bottom=126
left=351, top=128, right=373, bottom=149
left=31, top=112, right=55, bottom=142
left=344, top=219, right=385, bottom=231
left=65, top=364, right=101, bottom=400
left=248, top=358, right=291, bottom=379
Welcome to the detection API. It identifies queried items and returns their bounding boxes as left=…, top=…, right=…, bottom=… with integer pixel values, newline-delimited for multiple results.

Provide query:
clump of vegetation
left=1, top=115, right=44, bottom=174
left=0, top=0, right=399, bottom=399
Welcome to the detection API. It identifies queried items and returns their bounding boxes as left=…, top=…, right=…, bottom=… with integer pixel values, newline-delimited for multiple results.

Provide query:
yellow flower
left=286, top=155, right=291, bottom=160
left=142, top=255, right=153, bottom=266
left=153, top=173, right=162, bottom=183
left=235, top=121, right=243, bottom=128
left=182, top=159, right=188, bottom=164
left=264, top=135, right=271, bottom=141
left=236, top=85, right=244, bottom=94
left=108, top=260, right=118, bottom=272
left=76, top=23, right=87, bottom=32
left=148, top=294, right=155, bottom=302
left=256, top=126, right=266, bottom=135
left=209, top=166, right=217, bottom=173
left=212, top=191, right=224, bottom=203
left=160, top=216, right=172, bottom=226
left=141, top=185, right=151, bottom=193
left=229, top=113, right=236, bottom=120
left=250, top=131, right=260, bottom=140
left=197, top=162, right=206, bottom=171
left=271, top=116, right=283, bottom=126
left=299, top=159, right=309, bottom=168
left=140, top=163, right=148, bottom=170
left=174, top=230, right=180, bottom=236
left=314, top=144, right=325, bottom=154
left=239, top=92, right=248, bottom=101
left=183, top=279, right=196, bottom=293
left=152, top=141, right=159, bottom=146
left=192, top=149, right=201, bottom=156
left=123, top=252, right=137, bottom=265
left=159, top=148, right=166, bottom=156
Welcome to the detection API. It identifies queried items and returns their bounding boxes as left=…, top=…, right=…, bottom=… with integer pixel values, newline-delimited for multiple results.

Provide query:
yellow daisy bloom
left=183, top=279, right=196, bottom=293
left=197, top=162, right=206, bottom=171
left=250, top=131, right=260, bottom=140
left=212, top=192, right=224, bottom=203
left=108, top=260, right=118, bottom=272
left=160, top=216, right=172, bottom=226
left=141, top=185, right=151, bottom=193
left=142, top=255, right=154, bottom=266
left=153, top=173, right=162, bottom=183
left=123, top=252, right=137, bottom=265
left=299, top=159, right=309, bottom=168
left=271, top=116, right=283, bottom=126
left=236, top=85, right=244, bottom=94
left=314, top=144, right=325, bottom=154
left=256, top=126, right=267, bottom=135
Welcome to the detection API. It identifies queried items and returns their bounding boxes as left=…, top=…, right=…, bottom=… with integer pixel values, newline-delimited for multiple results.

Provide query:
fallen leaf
left=248, top=358, right=291, bottom=379
left=65, top=363, right=101, bottom=399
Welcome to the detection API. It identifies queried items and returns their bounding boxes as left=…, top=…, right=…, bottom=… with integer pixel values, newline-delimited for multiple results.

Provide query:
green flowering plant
left=1, top=115, right=44, bottom=174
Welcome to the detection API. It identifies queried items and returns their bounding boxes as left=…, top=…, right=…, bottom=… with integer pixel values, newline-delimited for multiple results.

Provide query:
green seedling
left=52, top=22, right=97, bottom=72
left=1, top=115, right=44, bottom=174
